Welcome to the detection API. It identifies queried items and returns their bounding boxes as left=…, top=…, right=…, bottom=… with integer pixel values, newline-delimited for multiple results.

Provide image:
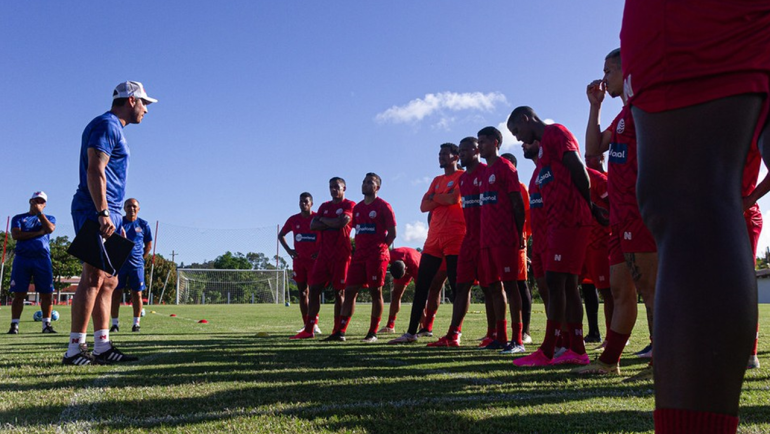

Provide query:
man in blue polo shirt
left=8, top=191, right=56, bottom=334
left=64, top=81, right=157, bottom=366
left=110, top=198, right=153, bottom=333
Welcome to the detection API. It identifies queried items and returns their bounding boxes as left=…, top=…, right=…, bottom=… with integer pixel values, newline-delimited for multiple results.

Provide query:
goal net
left=176, top=269, right=287, bottom=305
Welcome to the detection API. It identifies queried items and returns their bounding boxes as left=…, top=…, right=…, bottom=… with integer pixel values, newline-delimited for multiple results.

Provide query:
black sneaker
left=7, top=323, right=19, bottom=334
left=93, top=343, right=139, bottom=364
left=42, top=324, right=57, bottom=333
left=131, top=325, right=140, bottom=333
left=62, top=344, right=101, bottom=366
left=584, top=333, right=602, bottom=343
left=483, top=340, right=506, bottom=350
left=415, top=328, right=433, bottom=338
left=361, top=332, right=378, bottom=343
left=321, top=332, right=346, bottom=342
left=110, top=325, right=119, bottom=333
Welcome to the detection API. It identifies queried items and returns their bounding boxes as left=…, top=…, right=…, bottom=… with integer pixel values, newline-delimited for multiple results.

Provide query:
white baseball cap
left=30, top=191, right=48, bottom=202
left=113, top=81, right=158, bottom=104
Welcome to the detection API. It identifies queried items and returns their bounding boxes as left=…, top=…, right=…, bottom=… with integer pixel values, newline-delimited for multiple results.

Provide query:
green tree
left=145, top=254, right=177, bottom=304
left=214, top=251, right=251, bottom=269
left=0, top=231, right=16, bottom=297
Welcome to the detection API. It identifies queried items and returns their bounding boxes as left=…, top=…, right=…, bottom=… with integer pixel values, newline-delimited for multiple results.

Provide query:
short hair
left=112, top=97, right=129, bottom=108
left=501, top=153, right=517, bottom=168
left=459, top=136, right=478, bottom=147
left=477, top=126, right=503, bottom=146
left=605, top=48, right=621, bottom=65
left=390, top=260, right=406, bottom=279
left=365, top=172, right=382, bottom=187
left=329, top=177, right=346, bottom=187
left=299, top=192, right=313, bottom=202
left=440, top=142, right=460, bottom=156
left=124, top=198, right=139, bottom=206
left=508, top=106, right=540, bottom=124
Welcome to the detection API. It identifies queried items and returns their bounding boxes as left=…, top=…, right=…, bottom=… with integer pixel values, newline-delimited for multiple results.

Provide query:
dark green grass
left=0, top=303, right=768, bottom=433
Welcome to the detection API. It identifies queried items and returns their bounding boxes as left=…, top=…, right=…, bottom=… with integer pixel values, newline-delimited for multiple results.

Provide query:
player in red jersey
left=622, top=2, right=770, bottom=431
left=380, top=246, right=421, bottom=334
left=508, top=107, right=608, bottom=367
left=327, top=173, right=396, bottom=342
left=476, top=127, right=526, bottom=353
left=292, top=178, right=355, bottom=340
left=279, top=192, right=321, bottom=334
left=428, top=137, right=488, bottom=347
left=581, top=166, right=611, bottom=344
left=742, top=145, right=765, bottom=370
left=389, top=144, right=465, bottom=344
left=573, top=49, right=658, bottom=378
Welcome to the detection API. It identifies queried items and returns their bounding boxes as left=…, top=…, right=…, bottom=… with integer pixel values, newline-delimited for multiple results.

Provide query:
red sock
left=339, top=316, right=351, bottom=333
left=486, top=328, right=496, bottom=339
left=540, top=320, right=560, bottom=358
left=654, top=408, right=738, bottom=434
left=510, top=322, right=523, bottom=345
left=369, top=316, right=381, bottom=335
left=424, top=308, right=437, bottom=331
left=303, top=315, right=318, bottom=334
left=448, top=325, right=461, bottom=340
left=599, top=329, right=630, bottom=365
left=568, top=322, right=586, bottom=354
left=559, top=327, right=571, bottom=349
left=753, top=322, right=759, bottom=356
left=386, top=316, right=396, bottom=329
left=496, top=320, right=508, bottom=344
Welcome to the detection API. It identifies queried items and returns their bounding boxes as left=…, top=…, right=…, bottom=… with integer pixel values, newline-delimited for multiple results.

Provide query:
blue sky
left=2, top=2, right=768, bottom=264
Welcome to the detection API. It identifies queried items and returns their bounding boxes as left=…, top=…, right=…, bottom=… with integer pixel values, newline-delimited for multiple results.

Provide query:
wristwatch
left=97, top=209, right=110, bottom=217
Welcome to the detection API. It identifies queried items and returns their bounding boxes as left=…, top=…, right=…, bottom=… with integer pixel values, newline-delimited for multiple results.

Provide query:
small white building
left=757, top=269, right=770, bottom=303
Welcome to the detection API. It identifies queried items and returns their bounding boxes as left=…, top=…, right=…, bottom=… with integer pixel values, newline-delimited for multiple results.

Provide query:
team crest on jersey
left=369, top=210, right=377, bottom=218
left=616, top=119, right=625, bottom=134
left=447, top=181, right=454, bottom=188
left=135, top=227, right=142, bottom=233
left=336, top=208, right=343, bottom=215
left=609, top=143, right=628, bottom=164
left=536, top=166, right=554, bottom=187
left=488, top=174, right=496, bottom=184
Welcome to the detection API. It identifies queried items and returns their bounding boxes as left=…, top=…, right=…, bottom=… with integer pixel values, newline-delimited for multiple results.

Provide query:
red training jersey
left=279, top=212, right=320, bottom=259
left=520, top=181, right=531, bottom=242
left=586, top=168, right=610, bottom=249
left=536, top=124, right=592, bottom=229
left=352, top=197, right=397, bottom=257
left=607, top=105, right=643, bottom=226
left=459, top=163, right=486, bottom=250
left=389, top=247, right=421, bottom=286
left=529, top=163, right=546, bottom=254
left=425, top=171, right=466, bottom=238
left=479, top=157, right=521, bottom=248
left=316, top=199, right=356, bottom=261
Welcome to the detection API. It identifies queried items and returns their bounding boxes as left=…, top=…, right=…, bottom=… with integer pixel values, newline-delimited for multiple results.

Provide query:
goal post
left=176, top=268, right=287, bottom=305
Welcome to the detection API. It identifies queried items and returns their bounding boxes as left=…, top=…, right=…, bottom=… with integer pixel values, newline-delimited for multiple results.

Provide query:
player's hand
left=587, top=80, right=606, bottom=106
left=590, top=202, right=610, bottom=226
left=98, top=215, right=115, bottom=238
left=289, top=249, right=297, bottom=259
left=32, top=202, right=45, bottom=215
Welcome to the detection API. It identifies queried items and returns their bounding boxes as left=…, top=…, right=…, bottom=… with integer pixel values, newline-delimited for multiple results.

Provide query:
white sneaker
left=388, top=333, right=417, bottom=344
left=748, top=355, right=761, bottom=369
left=362, top=332, right=378, bottom=343
left=378, top=326, right=396, bottom=334
left=522, top=333, right=533, bottom=344
left=314, top=324, right=322, bottom=334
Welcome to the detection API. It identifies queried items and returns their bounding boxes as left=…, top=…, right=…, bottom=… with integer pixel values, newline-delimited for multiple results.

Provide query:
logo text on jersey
left=530, top=193, right=543, bottom=208
left=356, top=223, right=376, bottom=234
left=609, top=143, right=628, bottom=164
left=554, top=254, right=562, bottom=261
left=295, top=233, right=317, bottom=242
left=462, top=194, right=481, bottom=208
left=536, top=166, right=554, bottom=187
left=480, top=191, right=498, bottom=206
left=623, top=231, right=632, bottom=240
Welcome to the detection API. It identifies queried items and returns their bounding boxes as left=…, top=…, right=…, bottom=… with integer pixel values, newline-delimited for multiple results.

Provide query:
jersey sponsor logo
left=295, top=233, right=317, bottom=242
left=554, top=254, right=562, bottom=262
left=609, top=143, right=628, bottom=164
left=488, top=174, right=496, bottom=184
left=369, top=210, right=377, bottom=219
left=462, top=194, right=481, bottom=208
left=530, top=193, right=543, bottom=208
left=536, top=166, right=554, bottom=187
left=480, top=191, right=498, bottom=206
left=623, top=231, right=632, bottom=240
left=616, top=118, right=625, bottom=134
left=356, top=223, right=376, bottom=234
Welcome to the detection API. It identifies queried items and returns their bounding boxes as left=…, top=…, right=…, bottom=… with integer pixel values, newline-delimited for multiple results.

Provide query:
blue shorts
left=117, top=266, right=145, bottom=292
left=10, top=256, right=54, bottom=294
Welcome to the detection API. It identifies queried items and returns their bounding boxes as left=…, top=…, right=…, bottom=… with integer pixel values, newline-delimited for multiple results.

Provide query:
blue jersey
left=72, top=112, right=130, bottom=214
left=12, top=213, right=56, bottom=259
left=120, top=217, right=153, bottom=269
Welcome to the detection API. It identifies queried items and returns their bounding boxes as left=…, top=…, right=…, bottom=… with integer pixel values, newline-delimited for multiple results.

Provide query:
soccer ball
left=33, top=310, right=43, bottom=322
left=141, top=308, right=146, bottom=317
left=51, top=310, right=60, bottom=321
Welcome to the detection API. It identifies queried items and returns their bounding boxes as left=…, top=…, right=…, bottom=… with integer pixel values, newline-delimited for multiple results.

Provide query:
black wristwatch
left=97, top=209, right=110, bottom=217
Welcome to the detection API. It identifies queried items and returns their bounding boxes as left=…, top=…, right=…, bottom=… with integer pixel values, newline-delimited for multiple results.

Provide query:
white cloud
left=376, top=91, right=508, bottom=125
left=402, top=221, right=429, bottom=243
left=411, top=176, right=432, bottom=186
left=498, top=121, right=521, bottom=152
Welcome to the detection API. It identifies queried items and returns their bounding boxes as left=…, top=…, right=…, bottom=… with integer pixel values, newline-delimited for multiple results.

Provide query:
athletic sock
left=303, top=315, right=317, bottom=334
left=66, top=332, right=87, bottom=357
left=424, top=307, right=437, bottom=331
left=448, top=325, right=461, bottom=340
left=752, top=322, right=759, bottom=356
left=567, top=322, right=586, bottom=354
left=510, top=322, right=523, bottom=346
left=112, top=318, right=119, bottom=327
left=654, top=408, right=738, bottom=434
left=11, top=319, right=19, bottom=325
left=338, top=316, right=351, bottom=333
left=368, top=316, right=381, bottom=335
left=133, top=317, right=140, bottom=326
left=332, top=315, right=340, bottom=334
left=92, top=329, right=111, bottom=354
left=386, top=316, right=396, bottom=329
left=43, top=318, right=51, bottom=329
left=302, top=315, right=308, bottom=325
left=599, top=330, right=630, bottom=365
left=496, top=320, right=508, bottom=344
left=540, top=320, right=560, bottom=358
left=486, top=327, right=496, bottom=339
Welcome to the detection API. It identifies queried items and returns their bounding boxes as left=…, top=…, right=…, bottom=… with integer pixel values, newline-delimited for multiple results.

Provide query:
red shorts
left=582, top=245, right=609, bottom=290
left=621, top=0, right=770, bottom=113
left=308, top=254, right=350, bottom=291
left=609, top=218, right=657, bottom=266
left=479, top=245, right=519, bottom=286
left=456, top=242, right=481, bottom=285
left=346, top=250, right=389, bottom=288
left=745, top=204, right=763, bottom=257
left=517, top=247, right=527, bottom=281
left=291, top=257, right=315, bottom=284
left=545, top=226, right=590, bottom=275
left=423, top=231, right=464, bottom=258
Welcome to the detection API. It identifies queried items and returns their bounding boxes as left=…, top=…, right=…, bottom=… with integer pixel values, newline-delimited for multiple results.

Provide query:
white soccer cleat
left=387, top=333, right=417, bottom=344
left=377, top=326, right=396, bottom=334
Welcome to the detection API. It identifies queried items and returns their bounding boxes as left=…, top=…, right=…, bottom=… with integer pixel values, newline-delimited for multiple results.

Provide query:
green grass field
left=0, top=303, right=769, bottom=434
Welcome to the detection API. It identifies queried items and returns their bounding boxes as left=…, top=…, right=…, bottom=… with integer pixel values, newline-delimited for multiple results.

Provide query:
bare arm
left=385, top=225, right=397, bottom=247
left=317, top=214, right=351, bottom=229
left=563, top=151, right=609, bottom=226
left=431, top=189, right=461, bottom=206
left=309, top=217, right=328, bottom=231
left=508, top=191, right=526, bottom=249
left=278, top=232, right=297, bottom=258
left=11, top=227, right=45, bottom=241
left=420, top=191, right=439, bottom=213
left=86, top=148, right=116, bottom=237
left=37, top=213, right=55, bottom=234
left=585, top=80, right=613, bottom=158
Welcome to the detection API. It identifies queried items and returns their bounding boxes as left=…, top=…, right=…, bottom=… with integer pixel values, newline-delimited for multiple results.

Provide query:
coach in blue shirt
left=8, top=191, right=56, bottom=335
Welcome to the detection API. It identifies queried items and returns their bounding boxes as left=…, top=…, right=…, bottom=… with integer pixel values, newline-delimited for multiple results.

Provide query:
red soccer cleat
left=290, top=330, right=314, bottom=340
left=512, top=349, right=553, bottom=367
left=427, top=335, right=461, bottom=347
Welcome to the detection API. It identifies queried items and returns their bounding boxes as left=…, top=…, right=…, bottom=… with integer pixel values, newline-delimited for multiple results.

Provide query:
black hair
left=365, top=172, right=382, bottom=187
left=329, top=177, right=346, bottom=187
left=477, top=126, right=503, bottom=146
left=299, top=192, right=313, bottom=202
left=440, top=142, right=460, bottom=156
left=501, top=153, right=517, bottom=167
